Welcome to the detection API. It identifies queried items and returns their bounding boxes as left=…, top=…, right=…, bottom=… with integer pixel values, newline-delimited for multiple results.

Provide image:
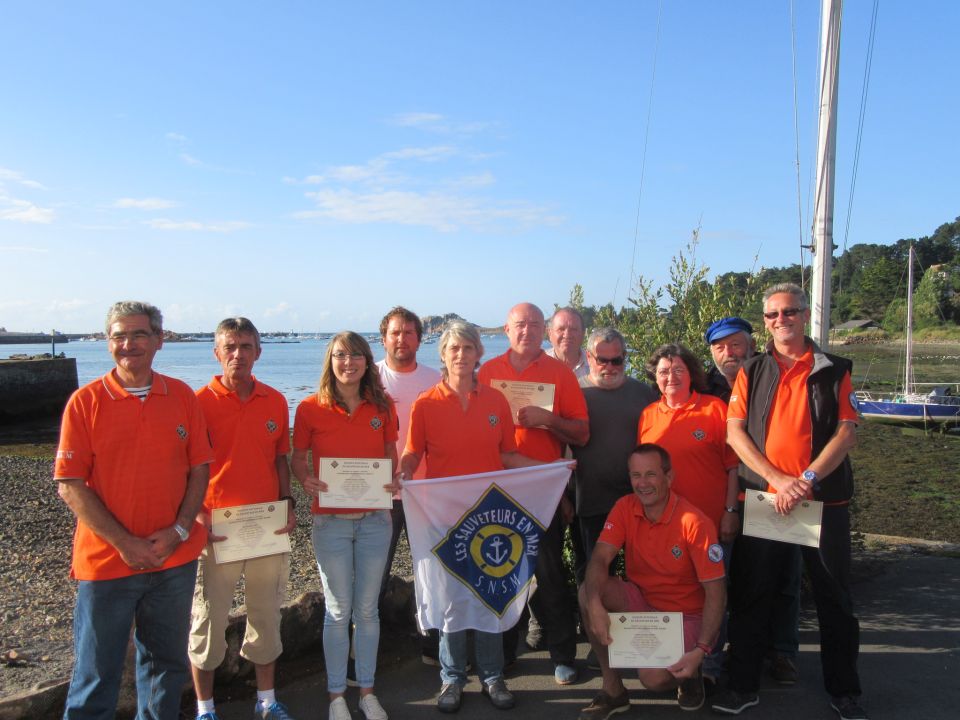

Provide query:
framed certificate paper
left=211, top=501, right=291, bottom=564
left=317, top=457, right=393, bottom=510
left=742, top=490, right=823, bottom=548
left=490, top=379, right=555, bottom=418
left=608, top=612, right=684, bottom=668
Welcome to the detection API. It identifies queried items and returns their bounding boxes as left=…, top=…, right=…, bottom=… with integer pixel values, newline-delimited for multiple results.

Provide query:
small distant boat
left=856, top=245, right=960, bottom=431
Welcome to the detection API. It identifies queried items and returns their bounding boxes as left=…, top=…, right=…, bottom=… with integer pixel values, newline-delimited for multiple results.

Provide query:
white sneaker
left=359, top=694, right=388, bottom=720
left=329, top=696, right=351, bottom=720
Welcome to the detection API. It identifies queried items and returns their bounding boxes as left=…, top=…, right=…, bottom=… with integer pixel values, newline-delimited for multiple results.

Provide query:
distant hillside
left=420, top=314, right=504, bottom=335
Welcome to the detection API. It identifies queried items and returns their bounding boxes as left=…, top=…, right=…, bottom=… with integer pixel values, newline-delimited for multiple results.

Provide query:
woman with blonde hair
left=292, top=332, right=400, bottom=720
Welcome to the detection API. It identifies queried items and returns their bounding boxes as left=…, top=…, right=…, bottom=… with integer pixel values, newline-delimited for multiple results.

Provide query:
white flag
left=402, top=462, right=573, bottom=634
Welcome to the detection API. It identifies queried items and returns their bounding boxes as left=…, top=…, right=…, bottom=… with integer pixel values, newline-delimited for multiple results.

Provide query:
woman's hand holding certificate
left=317, top=457, right=393, bottom=509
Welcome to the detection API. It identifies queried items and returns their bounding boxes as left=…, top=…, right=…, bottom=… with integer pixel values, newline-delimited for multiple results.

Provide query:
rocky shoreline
left=0, top=455, right=413, bottom=702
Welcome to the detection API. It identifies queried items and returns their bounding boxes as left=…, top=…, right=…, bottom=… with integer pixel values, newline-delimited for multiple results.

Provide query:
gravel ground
left=0, top=455, right=413, bottom=700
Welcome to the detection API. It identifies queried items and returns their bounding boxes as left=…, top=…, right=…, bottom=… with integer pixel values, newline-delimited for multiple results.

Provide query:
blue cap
left=705, top=317, right=753, bottom=344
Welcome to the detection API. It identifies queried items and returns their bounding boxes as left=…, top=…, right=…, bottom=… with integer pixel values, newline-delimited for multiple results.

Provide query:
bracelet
left=695, top=641, right=712, bottom=654
left=724, top=505, right=739, bottom=514
left=280, top=495, right=296, bottom=510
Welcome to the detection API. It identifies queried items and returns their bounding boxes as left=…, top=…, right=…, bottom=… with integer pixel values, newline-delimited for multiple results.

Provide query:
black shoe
left=677, top=665, right=704, bottom=711
left=711, top=689, right=759, bottom=715
left=830, top=696, right=868, bottom=720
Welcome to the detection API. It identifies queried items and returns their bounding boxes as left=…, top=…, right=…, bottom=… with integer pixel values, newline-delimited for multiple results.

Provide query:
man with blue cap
left=703, top=317, right=755, bottom=404
left=703, top=316, right=801, bottom=691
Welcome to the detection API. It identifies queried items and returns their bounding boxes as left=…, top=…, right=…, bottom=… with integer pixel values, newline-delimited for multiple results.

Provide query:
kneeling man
left=578, top=444, right=726, bottom=718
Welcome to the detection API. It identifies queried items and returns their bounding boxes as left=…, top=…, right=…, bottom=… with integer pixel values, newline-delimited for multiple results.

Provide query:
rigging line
left=789, top=0, right=806, bottom=283
left=838, top=0, right=879, bottom=297
left=626, top=0, right=663, bottom=302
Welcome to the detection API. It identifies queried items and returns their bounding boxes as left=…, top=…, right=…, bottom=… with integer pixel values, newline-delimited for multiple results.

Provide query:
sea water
left=6, top=335, right=515, bottom=417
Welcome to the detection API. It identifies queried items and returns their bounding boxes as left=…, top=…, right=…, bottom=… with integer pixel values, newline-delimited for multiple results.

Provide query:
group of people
left=53, top=282, right=867, bottom=720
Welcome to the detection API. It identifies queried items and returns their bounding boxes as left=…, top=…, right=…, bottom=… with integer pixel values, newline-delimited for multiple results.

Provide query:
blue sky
left=2, top=1, right=957, bottom=333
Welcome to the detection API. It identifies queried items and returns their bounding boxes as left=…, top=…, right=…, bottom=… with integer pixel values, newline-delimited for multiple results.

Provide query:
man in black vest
left=711, top=284, right=866, bottom=720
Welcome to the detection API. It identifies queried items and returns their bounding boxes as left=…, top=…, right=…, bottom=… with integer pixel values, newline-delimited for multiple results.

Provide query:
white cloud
left=382, top=146, right=456, bottom=162
left=390, top=112, right=445, bottom=127
left=180, top=153, right=203, bottom=167
left=145, top=218, right=250, bottom=233
left=166, top=132, right=188, bottom=143
left=113, top=197, right=178, bottom=210
left=448, top=172, right=496, bottom=188
left=0, top=196, right=55, bottom=223
left=0, top=245, right=49, bottom=253
left=263, top=302, right=293, bottom=318
left=0, top=167, right=47, bottom=190
left=386, top=113, right=494, bottom=135
left=298, top=189, right=561, bottom=233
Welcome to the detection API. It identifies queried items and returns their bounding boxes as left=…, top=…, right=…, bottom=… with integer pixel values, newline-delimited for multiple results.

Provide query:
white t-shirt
left=376, top=359, right=441, bottom=482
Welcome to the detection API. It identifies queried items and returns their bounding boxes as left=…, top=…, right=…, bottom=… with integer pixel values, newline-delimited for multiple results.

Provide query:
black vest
left=739, top=342, right=854, bottom=503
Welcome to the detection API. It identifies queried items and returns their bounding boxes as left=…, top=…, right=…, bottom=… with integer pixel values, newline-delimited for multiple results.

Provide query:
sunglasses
left=763, top=307, right=804, bottom=320
left=591, top=354, right=625, bottom=366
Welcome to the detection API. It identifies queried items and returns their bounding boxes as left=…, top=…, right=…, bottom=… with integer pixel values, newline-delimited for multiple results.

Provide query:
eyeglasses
left=763, top=307, right=804, bottom=320
left=591, top=354, right=624, bottom=366
left=108, top=331, right=155, bottom=344
left=655, top=367, right=688, bottom=379
left=331, top=351, right=365, bottom=360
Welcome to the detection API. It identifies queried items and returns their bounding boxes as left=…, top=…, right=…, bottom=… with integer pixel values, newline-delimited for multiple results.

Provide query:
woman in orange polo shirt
left=292, top=332, right=399, bottom=720
left=400, top=321, right=537, bottom=714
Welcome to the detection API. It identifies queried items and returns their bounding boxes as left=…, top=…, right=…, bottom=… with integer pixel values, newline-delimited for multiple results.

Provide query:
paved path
left=211, top=552, right=960, bottom=720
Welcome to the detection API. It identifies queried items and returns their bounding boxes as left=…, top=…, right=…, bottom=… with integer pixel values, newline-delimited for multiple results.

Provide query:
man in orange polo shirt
left=188, top=318, right=297, bottom=720
left=579, top=444, right=726, bottom=718
left=477, top=302, right=589, bottom=685
left=55, top=301, right=212, bottom=720
left=713, top=283, right=866, bottom=720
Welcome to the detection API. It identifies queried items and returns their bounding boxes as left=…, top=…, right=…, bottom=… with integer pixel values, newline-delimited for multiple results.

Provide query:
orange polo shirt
left=196, top=376, right=290, bottom=511
left=54, top=371, right=213, bottom=581
left=637, top=392, right=738, bottom=530
left=477, top=350, right=588, bottom=461
left=405, top=381, right=518, bottom=478
left=598, top=491, right=724, bottom=614
left=728, top=348, right=858, bottom=482
left=292, top=394, right=398, bottom=514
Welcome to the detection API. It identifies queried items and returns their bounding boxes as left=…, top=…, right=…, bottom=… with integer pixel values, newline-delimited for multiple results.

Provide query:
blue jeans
left=312, top=511, right=392, bottom=693
left=439, top=630, right=504, bottom=686
left=63, top=560, right=198, bottom=720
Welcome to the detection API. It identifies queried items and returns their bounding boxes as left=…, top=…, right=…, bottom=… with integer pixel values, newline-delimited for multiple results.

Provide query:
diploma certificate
left=742, top=491, right=823, bottom=548
left=211, top=501, right=291, bottom=564
left=608, top=612, right=684, bottom=668
left=318, top=457, right=393, bottom=510
left=491, top=379, right=555, bottom=418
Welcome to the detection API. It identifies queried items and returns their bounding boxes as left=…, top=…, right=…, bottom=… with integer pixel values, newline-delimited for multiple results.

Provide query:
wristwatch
left=724, top=506, right=739, bottom=514
left=802, top=470, right=818, bottom=484
left=173, top=523, right=190, bottom=542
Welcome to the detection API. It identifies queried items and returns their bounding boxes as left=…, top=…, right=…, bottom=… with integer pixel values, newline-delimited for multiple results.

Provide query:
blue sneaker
left=197, top=713, right=221, bottom=720
left=555, top=663, right=578, bottom=685
left=256, top=700, right=297, bottom=719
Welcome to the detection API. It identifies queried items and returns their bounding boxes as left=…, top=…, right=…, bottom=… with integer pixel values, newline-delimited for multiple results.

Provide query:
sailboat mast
left=810, top=0, right=843, bottom=346
left=905, top=244, right=915, bottom=395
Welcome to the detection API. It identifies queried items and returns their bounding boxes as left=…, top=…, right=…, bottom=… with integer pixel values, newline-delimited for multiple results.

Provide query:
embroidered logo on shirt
left=370, top=416, right=383, bottom=430
left=176, top=424, right=188, bottom=441
left=671, top=544, right=682, bottom=559
left=489, top=414, right=500, bottom=426
left=708, top=544, right=724, bottom=563
left=692, top=429, right=706, bottom=441
left=603, top=521, right=614, bottom=531
left=266, top=419, right=278, bottom=433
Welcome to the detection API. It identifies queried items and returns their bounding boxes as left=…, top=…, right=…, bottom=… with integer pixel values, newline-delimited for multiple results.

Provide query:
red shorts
left=621, top=580, right=702, bottom=652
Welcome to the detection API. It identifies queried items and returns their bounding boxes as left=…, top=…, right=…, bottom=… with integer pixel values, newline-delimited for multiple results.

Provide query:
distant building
left=835, top=319, right=880, bottom=331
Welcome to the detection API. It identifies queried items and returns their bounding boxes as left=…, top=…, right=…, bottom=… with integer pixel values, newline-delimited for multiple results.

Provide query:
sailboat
left=855, top=245, right=960, bottom=430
